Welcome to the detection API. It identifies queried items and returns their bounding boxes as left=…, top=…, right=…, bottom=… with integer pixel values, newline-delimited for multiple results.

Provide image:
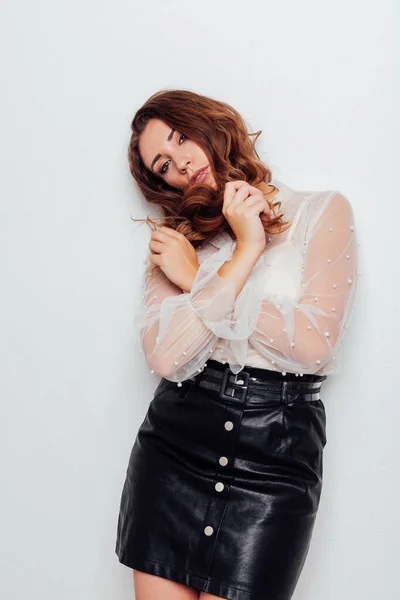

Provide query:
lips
left=190, top=166, right=208, bottom=184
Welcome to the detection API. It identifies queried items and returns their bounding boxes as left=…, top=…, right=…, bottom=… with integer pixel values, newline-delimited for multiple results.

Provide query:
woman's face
left=138, top=118, right=217, bottom=191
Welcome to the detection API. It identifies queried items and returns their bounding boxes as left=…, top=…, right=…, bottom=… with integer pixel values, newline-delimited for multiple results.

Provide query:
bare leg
left=199, top=594, right=226, bottom=600
left=133, top=570, right=201, bottom=600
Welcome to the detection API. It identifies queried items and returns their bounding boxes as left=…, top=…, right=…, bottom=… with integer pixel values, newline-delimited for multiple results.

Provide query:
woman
left=115, top=89, right=358, bottom=600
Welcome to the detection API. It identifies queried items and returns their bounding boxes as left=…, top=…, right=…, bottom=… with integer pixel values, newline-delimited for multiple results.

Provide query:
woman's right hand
left=222, top=180, right=273, bottom=254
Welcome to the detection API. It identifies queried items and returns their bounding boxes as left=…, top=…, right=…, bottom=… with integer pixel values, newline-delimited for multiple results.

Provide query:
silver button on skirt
left=115, top=359, right=328, bottom=600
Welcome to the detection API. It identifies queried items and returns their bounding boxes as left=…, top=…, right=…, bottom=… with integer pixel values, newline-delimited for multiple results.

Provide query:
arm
left=232, top=191, right=359, bottom=374
left=137, top=239, right=261, bottom=381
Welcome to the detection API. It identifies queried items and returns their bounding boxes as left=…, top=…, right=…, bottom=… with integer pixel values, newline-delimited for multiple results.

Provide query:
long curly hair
left=128, top=89, right=291, bottom=249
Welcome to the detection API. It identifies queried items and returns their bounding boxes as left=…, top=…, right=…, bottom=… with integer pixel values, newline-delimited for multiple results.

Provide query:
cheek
left=192, top=141, right=209, bottom=162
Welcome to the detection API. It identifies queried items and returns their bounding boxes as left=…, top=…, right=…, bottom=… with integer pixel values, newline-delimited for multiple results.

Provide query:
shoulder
left=305, top=188, right=354, bottom=221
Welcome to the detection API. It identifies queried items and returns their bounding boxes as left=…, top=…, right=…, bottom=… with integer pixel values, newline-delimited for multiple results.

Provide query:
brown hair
left=128, top=89, right=291, bottom=249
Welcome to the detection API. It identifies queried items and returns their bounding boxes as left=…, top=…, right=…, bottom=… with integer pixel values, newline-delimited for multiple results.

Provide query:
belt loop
left=281, top=380, right=289, bottom=404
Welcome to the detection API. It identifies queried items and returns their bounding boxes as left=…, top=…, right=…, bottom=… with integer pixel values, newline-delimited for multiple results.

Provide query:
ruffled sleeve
left=227, top=190, right=359, bottom=374
left=136, top=237, right=238, bottom=381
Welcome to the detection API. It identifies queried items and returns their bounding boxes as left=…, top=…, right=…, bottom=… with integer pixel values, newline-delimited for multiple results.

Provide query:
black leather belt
left=192, top=359, right=327, bottom=404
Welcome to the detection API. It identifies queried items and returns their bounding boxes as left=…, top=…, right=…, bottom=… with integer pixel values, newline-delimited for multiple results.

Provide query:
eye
left=159, top=134, right=187, bottom=175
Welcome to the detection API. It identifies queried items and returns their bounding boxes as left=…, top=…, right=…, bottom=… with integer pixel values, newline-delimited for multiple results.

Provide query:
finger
left=260, top=204, right=275, bottom=219
left=255, top=199, right=274, bottom=218
left=151, top=230, right=171, bottom=244
left=240, top=194, right=264, bottom=208
left=223, top=180, right=248, bottom=211
left=241, top=186, right=270, bottom=206
left=244, top=185, right=266, bottom=202
left=149, top=252, right=162, bottom=266
left=225, top=180, right=247, bottom=192
left=243, top=200, right=269, bottom=217
left=149, top=240, right=164, bottom=253
left=158, top=225, right=182, bottom=240
left=242, top=196, right=273, bottom=220
left=227, top=182, right=252, bottom=211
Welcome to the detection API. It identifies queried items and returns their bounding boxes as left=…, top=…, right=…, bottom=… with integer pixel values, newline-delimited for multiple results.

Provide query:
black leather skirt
left=115, top=359, right=328, bottom=600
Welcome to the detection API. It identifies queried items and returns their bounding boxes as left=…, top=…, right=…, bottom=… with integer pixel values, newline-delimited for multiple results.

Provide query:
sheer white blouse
left=136, top=178, right=359, bottom=384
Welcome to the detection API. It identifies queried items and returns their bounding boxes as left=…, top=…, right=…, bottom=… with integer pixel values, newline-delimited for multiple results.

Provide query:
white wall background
left=0, top=1, right=398, bottom=598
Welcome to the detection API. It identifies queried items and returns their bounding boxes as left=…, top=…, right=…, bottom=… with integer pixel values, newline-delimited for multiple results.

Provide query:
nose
left=179, top=157, right=191, bottom=178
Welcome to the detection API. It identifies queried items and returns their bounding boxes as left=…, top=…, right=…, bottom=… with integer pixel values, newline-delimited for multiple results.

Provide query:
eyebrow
left=150, top=128, right=176, bottom=172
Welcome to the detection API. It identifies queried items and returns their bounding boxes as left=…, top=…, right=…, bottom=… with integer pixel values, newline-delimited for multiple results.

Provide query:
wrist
left=182, top=265, right=199, bottom=293
left=234, top=243, right=265, bottom=264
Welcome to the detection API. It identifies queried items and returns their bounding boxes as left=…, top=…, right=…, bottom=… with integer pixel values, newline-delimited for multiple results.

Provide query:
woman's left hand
left=148, top=226, right=200, bottom=292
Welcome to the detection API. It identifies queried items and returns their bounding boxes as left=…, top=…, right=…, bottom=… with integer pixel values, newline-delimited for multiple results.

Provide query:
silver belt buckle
left=219, top=367, right=249, bottom=401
